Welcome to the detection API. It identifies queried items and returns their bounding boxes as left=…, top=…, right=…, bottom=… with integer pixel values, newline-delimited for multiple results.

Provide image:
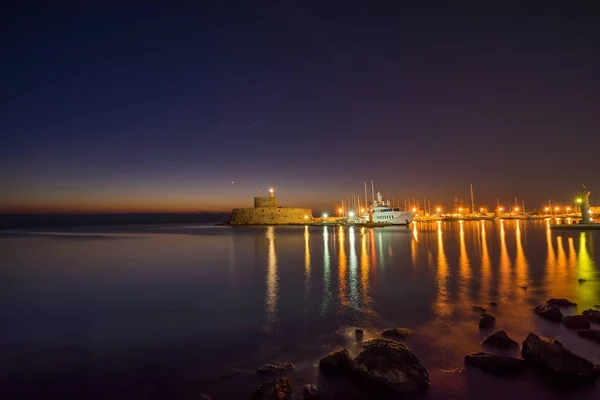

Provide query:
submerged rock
left=521, top=333, right=597, bottom=385
left=562, top=315, right=591, bottom=330
left=255, top=363, right=295, bottom=376
left=319, top=349, right=351, bottom=373
left=354, top=329, right=364, bottom=341
left=381, top=328, right=413, bottom=340
left=302, top=384, right=321, bottom=399
left=578, top=278, right=587, bottom=283
left=547, top=298, right=577, bottom=307
left=577, top=329, right=600, bottom=344
left=481, top=330, right=519, bottom=349
left=464, top=352, right=527, bottom=375
left=479, top=313, right=495, bottom=329
left=352, top=338, right=430, bottom=393
left=248, top=378, right=292, bottom=400
left=534, top=304, right=563, bottom=321
left=200, top=395, right=212, bottom=400
left=472, top=305, right=487, bottom=312
left=489, top=301, right=498, bottom=306
left=583, top=309, right=600, bottom=324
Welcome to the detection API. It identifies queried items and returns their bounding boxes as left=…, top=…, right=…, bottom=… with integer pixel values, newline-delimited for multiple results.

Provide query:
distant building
left=229, top=189, right=313, bottom=225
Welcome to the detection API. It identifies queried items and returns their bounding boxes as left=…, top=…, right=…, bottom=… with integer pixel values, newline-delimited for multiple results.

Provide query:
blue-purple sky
left=2, top=2, right=599, bottom=213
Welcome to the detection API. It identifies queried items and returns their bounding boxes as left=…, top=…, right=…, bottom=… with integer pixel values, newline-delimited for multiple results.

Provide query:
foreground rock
left=577, top=329, right=600, bottom=344
left=489, top=301, right=498, bottom=306
left=562, top=315, right=591, bottom=329
left=521, top=333, right=597, bottom=385
left=249, top=378, right=292, bottom=400
left=547, top=298, right=577, bottom=307
left=479, top=313, right=495, bottom=329
left=481, top=330, right=519, bottom=349
left=352, top=338, right=430, bottom=393
left=200, top=395, right=212, bottom=400
left=464, top=352, right=527, bottom=375
left=534, top=304, right=563, bottom=321
left=302, top=384, right=320, bottom=399
left=583, top=308, right=600, bottom=324
left=256, top=363, right=295, bottom=376
left=319, top=349, right=352, bottom=373
left=472, top=305, right=487, bottom=312
left=381, top=328, right=413, bottom=340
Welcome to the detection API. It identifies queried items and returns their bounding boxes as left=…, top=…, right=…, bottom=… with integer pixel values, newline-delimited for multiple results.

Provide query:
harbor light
left=480, top=207, right=484, bottom=212
left=566, top=207, right=571, bottom=212
left=338, top=208, right=343, bottom=214
left=304, top=215, right=308, bottom=220
left=499, top=207, right=503, bottom=212
left=360, top=208, right=365, bottom=213
left=515, top=207, right=519, bottom=211
left=323, top=213, right=328, bottom=218
left=544, top=207, right=549, bottom=212
left=411, top=208, right=417, bottom=212
left=348, top=211, right=355, bottom=217
left=576, top=198, right=582, bottom=204
left=436, top=207, right=441, bottom=213
left=555, top=207, right=559, bottom=212
left=459, top=207, right=463, bottom=213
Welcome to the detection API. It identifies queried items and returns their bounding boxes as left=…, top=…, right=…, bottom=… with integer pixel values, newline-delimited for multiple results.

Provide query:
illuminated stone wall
left=254, top=197, right=277, bottom=208
left=229, top=207, right=313, bottom=225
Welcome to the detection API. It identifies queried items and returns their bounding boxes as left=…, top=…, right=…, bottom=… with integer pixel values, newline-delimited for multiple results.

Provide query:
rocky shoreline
left=199, top=299, right=600, bottom=399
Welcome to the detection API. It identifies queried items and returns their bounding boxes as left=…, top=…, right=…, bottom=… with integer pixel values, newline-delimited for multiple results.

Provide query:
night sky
left=2, top=2, right=599, bottom=213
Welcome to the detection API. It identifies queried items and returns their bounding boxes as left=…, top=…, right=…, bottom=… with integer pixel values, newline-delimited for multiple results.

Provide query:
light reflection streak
left=568, top=237, right=576, bottom=270
left=514, top=220, right=529, bottom=297
left=304, top=226, right=311, bottom=297
left=348, top=227, right=359, bottom=309
left=435, top=221, right=451, bottom=317
left=458, top=221, right=471, bottom=306
left=321, top=226, right=331, bottom=315
left=480, top=221, right=491, bottom=302
left=338, top=226, right=348, bottom=310
left=360, top=227, right=372, bottom=313
left=499, top=220, right=511, bottom=297
left=556, top=236, right=567, bottom=285
left=265, top=226, right=278, bottom=331
left=576, top=232, right=595, bottom=306
left=545, top=222, right=556, bottom=280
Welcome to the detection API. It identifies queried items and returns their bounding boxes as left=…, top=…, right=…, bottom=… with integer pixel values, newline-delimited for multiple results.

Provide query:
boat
left=359, top=191, right=414, bottom=225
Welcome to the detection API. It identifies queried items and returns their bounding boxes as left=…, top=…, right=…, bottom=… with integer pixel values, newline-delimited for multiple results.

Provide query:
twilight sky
left=2, top=2, right=599, bottom=213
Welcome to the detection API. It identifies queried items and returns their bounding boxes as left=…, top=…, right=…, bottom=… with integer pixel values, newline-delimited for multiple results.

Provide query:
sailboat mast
left=470, top=184, right=475, bottom=214
left=364, top=182, right=368, bottom=209
left=371, top=181, right=375, bottom=205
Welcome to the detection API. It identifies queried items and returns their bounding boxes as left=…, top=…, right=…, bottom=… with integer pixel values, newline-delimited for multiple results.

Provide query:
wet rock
left=547, top=298, right=577, bottom=307
left=472, top=305, right=487, bottom=312
left=464, top=352, right=527, bottom=375
left=302, top=384, right=321, bottom=399
left=583, top=309, right=600, bottom=324
left=479, top=313, right=495, bottom=329
left=255, top=363, right=294, bottom=376
left=319, top=349, right=351, bottom=373
left=594, top=305, right=600, bottom=309
left=534, top=304, right=563, bottom=321
left=562, top=315, right=591, bottom=330
left=481, top=330, right=519, bottom=349
left=248, top=378, right=292, bottom=400
left=577, top=329, right=600, bottom=344
left=381, top=328, right=413, bottom=340
left=489, top=301, right=498, bottom=306
left=354, top=329, right=364, bottom=341
left=578, top=279, right=587, bottom=283
left=200, top=395, right=212, bottom=400
left=441, top=367, right=465, bottom=373
left=517, top=285, right=528, bottom=290
left=352, top=338, right=430, bottom=393
left=521, top=333, right=597, bottom=385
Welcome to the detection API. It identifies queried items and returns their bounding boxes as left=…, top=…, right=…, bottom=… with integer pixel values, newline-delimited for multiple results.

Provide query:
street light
left=338, top=208, right=343, bottom=215
left=323, top=213, right=328, bottom=218
left=411, top=208, right=417, bottom=213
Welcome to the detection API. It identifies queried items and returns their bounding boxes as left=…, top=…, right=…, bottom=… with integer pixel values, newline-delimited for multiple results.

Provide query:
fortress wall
left=230, top=207, right=313, bottom=225
left=254, top=197, right=277, bottom=208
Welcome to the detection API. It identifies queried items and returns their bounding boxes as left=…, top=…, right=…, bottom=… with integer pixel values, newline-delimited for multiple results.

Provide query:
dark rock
left=489, top=301, right=498, bottom=306
left=562, top=315, right=591, bottom=329
left=381, top=328, right=413, bottom=340
left=354, top=329, right=364, bottom=341
left=464, top=352, right=527, bottom=375
left=583, top=309, right=600, bottom=324
left=521, top=333, right=597, bottom=385
left=578, top=279, right=587, bottom=283
left=255, top=363, right=294, bottom=376
left=302, top=384, right=321, bottom=399
left=249, top=378, right=292, bottom=400
left=518, top=285, right=528, bottom=290
left=481, top=330, right=519, bottom=349
left=200, top=395, right=212, bottom=400
left=547, top=298, right=577, bottom=307
left=594, top=305, right=600, bottom=309
left=472, top=305, right=487, bottom=312
left=577, top=329, right=600, bottom=344
left=441, top=367, right=465, bottom=373
left=319, top=349, right=351, bottom=373
left=352, top=338, right=430, bottom=393
left=534, top=304, right=563, bottom=321
left=479, top=313, right=495, bottom=329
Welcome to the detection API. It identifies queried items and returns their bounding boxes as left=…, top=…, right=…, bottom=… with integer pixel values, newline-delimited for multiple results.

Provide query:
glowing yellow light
left=360, top=208, right=365, bottom=213
left=459, top=208, right=463, bottom=212
left=555, top=207, right=559, bottom=211
left=480, top=207, right=484, bottom=212
left=269, top=188, right=274, bottom=192
left=576, top=198, right=582, bottom=204
left=338, top=208, right=343, bottom=214
left=544, top=207, right=549, bottom=212
left=411, top=208, right=417, bottom=212
left=348, top=211, right=355, bottom=217
left=566, top=207, right=571, bottom=211
left=499, top=207, right=503, bottom=212
left=323, top=213, right=328, bottom=218
left=304, top=215, right=308, bottom=219
left=515, top=207, right=519, bottom=211
left=436, top=207, right=441, bottom=213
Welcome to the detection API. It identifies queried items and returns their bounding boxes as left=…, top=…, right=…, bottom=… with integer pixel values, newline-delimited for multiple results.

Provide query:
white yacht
left=360, top=191, right=414, bottom=225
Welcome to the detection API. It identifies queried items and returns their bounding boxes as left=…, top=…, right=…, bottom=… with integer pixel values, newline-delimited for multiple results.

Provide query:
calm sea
left=1, top=221, right=599, bottom=399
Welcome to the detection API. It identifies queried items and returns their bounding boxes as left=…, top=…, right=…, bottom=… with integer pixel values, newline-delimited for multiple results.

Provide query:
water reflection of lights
left=458, top=221, right=471, bottom=306
left=577, top=232, right=595, bottom=306
left=304, top=226, right=311, bottom=297
left=499, top=220, right=511, bottom=296
left=480, top=220, right=491, bottom=302
left=348, top=227, right=359, bottom=309
left=265, top=227, right=278, bottom=331
left=338, top=226, right=348, bottom=310
left=435, top=221, right=451, bottom=317
left=360, top=227, right=373, bottom=313
left=321, top=226, right=331, bottom=315
left=514, top=220, right=529, bottom=296
left=545, top=221, right=556, bottom=278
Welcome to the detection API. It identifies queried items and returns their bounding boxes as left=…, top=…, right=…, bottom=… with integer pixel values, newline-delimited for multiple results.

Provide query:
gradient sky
left=2, top=2, right=599, bottom=213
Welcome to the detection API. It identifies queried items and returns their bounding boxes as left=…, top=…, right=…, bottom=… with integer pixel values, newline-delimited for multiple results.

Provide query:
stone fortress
left=228, top=189, right=314, bottom=225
